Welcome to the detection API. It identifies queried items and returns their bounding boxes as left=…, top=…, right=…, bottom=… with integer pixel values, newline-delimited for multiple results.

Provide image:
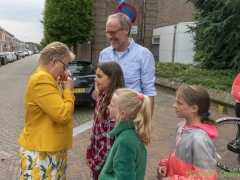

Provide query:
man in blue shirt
left=94, top=13, right=156, bottom=114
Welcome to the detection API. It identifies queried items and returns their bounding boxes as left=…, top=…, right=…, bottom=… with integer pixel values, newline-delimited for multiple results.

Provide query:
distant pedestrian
left=92, top=13, right=156, bottom=115
left=157, top=85, right=218, bottom=180
left=86, top=61, right=125, bottom=180
left=231, top=74, right=240, bottom=137
left=99, top=88, right=153, bottom=180
left=230, top=74, right=240, bottom=161
left=18, top=42, right=75, bottom=180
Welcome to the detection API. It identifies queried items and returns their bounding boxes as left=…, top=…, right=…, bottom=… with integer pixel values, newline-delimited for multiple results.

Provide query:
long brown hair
left=98, top=62, right=125, bottom=120
left=177, top=85, right=216, bottom=125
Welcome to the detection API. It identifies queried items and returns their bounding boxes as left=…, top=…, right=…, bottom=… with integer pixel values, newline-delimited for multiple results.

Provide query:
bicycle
left=213, top=117, right=240, bottom=172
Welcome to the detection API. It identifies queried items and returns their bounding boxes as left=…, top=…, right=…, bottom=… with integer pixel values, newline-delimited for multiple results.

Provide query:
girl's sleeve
left=169, top=138, right=217, bottom=180
left=90, top=119, right=115, bottom=173
left=231, top=74, right=240, bottom=101
left=86, top=131, right=94, bottom=159
left=159, top=159, right=169, bottom=167
left=86, top=100, right=99, bottom=159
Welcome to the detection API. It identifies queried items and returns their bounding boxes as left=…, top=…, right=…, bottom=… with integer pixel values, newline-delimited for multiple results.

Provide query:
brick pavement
left=0, top=56, right=238, bottom=179
left=66, top=101, right=237, bottom=180
left=1, top=87, right=238, bottom=180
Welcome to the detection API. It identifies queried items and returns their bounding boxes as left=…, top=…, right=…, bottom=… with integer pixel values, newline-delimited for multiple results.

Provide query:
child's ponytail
left=113, top=88, right=153, bottom=147
left=134, top=94, right=152, bottom=147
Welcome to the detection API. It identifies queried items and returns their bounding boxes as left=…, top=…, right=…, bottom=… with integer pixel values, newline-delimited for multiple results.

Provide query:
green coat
left=99, top=120, right=147, bottom=180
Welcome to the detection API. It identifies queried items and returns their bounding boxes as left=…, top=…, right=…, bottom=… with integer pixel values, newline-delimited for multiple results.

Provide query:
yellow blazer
left=18, top=66, right=75, bottom=151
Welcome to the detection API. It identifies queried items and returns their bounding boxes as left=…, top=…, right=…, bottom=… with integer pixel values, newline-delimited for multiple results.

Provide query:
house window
left=152, top=37, right=160, bottom=61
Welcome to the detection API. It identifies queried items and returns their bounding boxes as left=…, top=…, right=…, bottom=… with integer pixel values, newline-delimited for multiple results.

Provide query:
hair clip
left=139, top=94, right=144, bottom=100
left=206, top=112, right=210, bottom=118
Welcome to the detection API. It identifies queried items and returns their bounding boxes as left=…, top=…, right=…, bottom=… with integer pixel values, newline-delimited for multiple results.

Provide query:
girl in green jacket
left=99, top=88, right=153, bottom=180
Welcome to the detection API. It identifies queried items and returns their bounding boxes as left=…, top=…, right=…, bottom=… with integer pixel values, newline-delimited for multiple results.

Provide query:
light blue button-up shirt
left=99, top=38, right=156, bottom=96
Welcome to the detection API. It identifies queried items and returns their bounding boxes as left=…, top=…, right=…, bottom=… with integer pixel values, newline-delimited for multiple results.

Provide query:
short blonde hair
left=38, top=42, right=75, bottom=65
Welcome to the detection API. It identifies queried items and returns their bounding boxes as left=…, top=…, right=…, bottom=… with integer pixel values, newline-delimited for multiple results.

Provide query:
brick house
left=76, top=0, right=195, bottom=68
left=25, top=42, right=38, bottom=52
left=13, top=37, right=25, bottom=52
left=0, top=26, right=14, bottom=52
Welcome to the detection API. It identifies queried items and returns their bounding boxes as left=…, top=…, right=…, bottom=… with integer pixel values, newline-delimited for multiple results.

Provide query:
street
left=0, top=55, right=94, bottom=159
left=0, top=55, right=237, bottom=179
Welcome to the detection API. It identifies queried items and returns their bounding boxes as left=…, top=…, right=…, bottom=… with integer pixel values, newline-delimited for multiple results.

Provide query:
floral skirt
left=19, top=146, right=68, bottom=180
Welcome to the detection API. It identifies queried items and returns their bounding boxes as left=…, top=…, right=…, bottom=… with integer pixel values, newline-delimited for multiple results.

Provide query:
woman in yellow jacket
left=18, top=42, right=75, bottom=180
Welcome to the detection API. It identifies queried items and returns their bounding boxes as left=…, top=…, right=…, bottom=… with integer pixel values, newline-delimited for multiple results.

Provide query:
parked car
left=23, top=50, right=29, bottom=56
left=67, top=59, right=96, bottom=106
left=33, top=50, right=39, bottom=54
left=14, top=52, right=20, bottom=60
left=17, top=51, right=25, bottom=58
left=0, top=53, right=8, bottom=65
left=28, top=50, right=32, bottom=55
left=2, top=52, right=13, bottom=62
left=10, top=52, right=16, bottom=61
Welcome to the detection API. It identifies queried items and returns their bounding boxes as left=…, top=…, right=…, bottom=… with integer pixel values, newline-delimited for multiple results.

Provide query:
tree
left=187, top=0, right=240, bottom=69
left=39, top=38, right=47, bottom=51
left=43, top=0, right=94, bottom=55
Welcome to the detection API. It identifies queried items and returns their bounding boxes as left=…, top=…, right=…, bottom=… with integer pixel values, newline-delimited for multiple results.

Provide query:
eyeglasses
left=56, top=58, right=68, bottom=71
left=105, top=28, right=123, bottom=36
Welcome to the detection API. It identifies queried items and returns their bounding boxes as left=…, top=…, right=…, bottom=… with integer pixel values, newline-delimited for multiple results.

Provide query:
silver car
left=10, top=52, right=17, bottom=61
left=2, top=52, right=13, bottom=62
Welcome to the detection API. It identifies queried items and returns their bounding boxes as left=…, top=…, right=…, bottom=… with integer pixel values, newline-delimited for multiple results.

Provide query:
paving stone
left=0, top=55, right=237, bottom=179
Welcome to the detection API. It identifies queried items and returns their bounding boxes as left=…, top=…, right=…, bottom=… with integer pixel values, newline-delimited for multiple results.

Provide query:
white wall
left=153, top=25, right=174, bottom=63
left=152, top=22, right=195, bottom=64
left=174, top=22, right=195, bottom=64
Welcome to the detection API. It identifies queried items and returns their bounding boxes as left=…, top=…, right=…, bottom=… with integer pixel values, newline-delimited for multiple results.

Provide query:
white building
left=152, top=22, right=195, bottom=64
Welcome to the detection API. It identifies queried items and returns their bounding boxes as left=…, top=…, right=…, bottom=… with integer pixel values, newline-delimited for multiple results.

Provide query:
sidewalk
left=66, top=101, right=233, bottom=179
left=0, top=83, right=237, bottom=180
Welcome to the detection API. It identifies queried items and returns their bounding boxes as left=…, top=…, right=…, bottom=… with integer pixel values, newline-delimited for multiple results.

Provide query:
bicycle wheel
left=213, top=117, right=240, bottom=172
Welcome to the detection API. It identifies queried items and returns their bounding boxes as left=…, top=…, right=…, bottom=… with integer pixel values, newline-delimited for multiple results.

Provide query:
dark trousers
left=235, top=103, right=240, bottom=138
left=236, top=103, right=240, bottom=118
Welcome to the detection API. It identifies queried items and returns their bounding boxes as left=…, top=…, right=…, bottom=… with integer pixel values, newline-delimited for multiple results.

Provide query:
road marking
left=73, top=120, right=93, bottom=136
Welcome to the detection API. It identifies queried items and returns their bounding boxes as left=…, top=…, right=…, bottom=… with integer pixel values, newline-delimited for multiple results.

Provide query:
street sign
left=115, top=3, right=137, bottom=24
left=130, top=26, right=138, bottom=34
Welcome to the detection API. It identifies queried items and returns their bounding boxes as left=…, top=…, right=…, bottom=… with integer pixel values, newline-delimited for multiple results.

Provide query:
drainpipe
left=142, top=0, right=146, bottom=42
left=172, top=24, right=177, bottom=62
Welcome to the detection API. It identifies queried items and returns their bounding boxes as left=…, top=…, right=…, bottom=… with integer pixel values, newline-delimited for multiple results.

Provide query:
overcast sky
left=0, top=0, right=45, bottom=44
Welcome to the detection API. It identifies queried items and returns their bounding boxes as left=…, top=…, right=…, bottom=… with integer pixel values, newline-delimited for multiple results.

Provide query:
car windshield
left=68, top=62, right=95, bottom=75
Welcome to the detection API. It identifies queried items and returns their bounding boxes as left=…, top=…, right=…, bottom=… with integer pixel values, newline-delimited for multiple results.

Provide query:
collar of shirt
left=110, top=38, right=135, bottom=53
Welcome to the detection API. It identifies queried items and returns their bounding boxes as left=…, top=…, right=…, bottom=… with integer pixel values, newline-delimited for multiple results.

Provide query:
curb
left=155, top=77, right=235, bottom=108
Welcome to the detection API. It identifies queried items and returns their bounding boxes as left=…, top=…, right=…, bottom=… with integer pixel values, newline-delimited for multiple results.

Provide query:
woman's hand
left=62, top=77, right=74, bottom=90
left=58, top=70, right=71, bottom=82
left=157, top=166, right=167, bottom=180
left=86, top=158, right=93, bottom=168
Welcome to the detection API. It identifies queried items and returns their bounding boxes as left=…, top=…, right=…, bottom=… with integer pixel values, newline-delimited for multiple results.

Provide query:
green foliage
left=155, top=62, right=239, bottom=92
left=186, top=0, right=240, bottom=70
left=39, top=38, right=47, bottom=51
left=43, top=0, right=94, bottom=52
